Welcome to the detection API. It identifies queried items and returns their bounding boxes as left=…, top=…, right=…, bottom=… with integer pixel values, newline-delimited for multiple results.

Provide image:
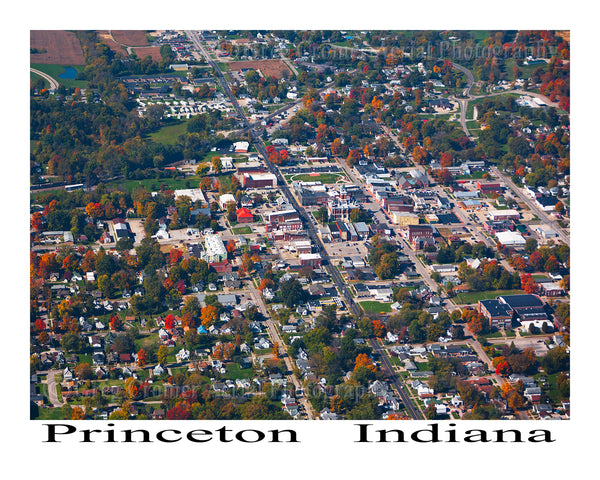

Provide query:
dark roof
left=497, top=294, right=544, bottom=309
left=480, top=299, right=513, bottom=317
left=536, top=195, right=558, bottom=207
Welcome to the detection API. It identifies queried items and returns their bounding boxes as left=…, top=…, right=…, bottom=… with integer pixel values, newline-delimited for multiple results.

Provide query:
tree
left=520, top=273, right=538, bottom=294
left=75, top=363, right=93, bottom=380
left=109, top=314, right=121, bottom=331
left=71, top=406, right=86, bottom=420
left=278, top=278, right=307, bottom=308
left=200, top=305, right=218, bottom=327
left=212, top=156, right=222, bottom=174
left=137, top=348, right=147, bottom=367
left=158, top=345, right=168, bottom=366
left=164, top=314, right=176, bottom=329
left=167, top=404, right=192, bottom=420
left=354, top=353, right=377, bottom=373
left=314, top=206, right=328, bottom=225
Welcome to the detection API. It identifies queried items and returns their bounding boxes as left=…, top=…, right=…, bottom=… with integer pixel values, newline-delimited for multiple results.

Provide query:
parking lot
left=324, top=240, right=369, bottom=262
left=487, top=335, right=551, bottom=357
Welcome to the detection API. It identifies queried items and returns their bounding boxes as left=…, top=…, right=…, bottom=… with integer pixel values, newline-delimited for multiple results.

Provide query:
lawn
left=285, top=172, right=347, bottom=184
left=232, top=226, right=252, bottom=234
left=454, top=289, right=523, bottom=305
left=359, top=301, right=393, bottom=313
left=148, top=120, right=189, bottom=145
left=31, top=63, right=88, bottom=89
left=222, top=363, right=252, bottom=381
left=33, top=407, right=67, bottom=420
left=106, top=175, right=202, bottom=193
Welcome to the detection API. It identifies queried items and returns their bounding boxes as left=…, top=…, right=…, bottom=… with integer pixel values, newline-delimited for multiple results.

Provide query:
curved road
left=30, top=68, right=60, bottom=91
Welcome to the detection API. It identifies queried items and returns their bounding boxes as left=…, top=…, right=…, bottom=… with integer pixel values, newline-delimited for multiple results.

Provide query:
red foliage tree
left=109, top=315, right=121, bottom=331
left=166, top=405, right=191, bottom=420
left=520, top=273, right=538, bottom=294
left=137, top=349, right=147, bottom=367
left=170, top=248, right=183, bottom=265
left=164, top=314, right=176, bottom=330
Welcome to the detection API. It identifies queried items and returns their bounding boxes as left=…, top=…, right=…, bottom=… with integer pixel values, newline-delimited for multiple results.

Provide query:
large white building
left=174, top=188, right=208, bottom=204
left=202, top=234, right=227, bottom=263
left=495, top=231, right=526, bottom=246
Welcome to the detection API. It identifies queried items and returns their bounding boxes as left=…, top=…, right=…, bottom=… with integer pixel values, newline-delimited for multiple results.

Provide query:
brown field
left=132, top=46, right=163, bottom=62
left=110, top=30, right=150, bottom=46
left=97, top=30, right=153, bottom=59
left=228, top=59, right=292, bottom=79
left=30, top=30, right=85, bottom=65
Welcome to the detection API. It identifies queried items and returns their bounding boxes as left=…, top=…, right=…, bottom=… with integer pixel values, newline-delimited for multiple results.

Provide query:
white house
left=176, top=348, right=190, bottom=362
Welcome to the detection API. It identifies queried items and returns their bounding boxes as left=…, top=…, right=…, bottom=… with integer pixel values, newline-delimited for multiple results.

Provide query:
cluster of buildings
left=478, top=294, right=552, bottom=331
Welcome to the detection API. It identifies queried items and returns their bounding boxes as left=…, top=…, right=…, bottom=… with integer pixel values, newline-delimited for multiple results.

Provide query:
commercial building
left=488, top=209, right=520, bottom=221
left=478, top=299, right=513, bottom=329
left=202, top=234, right=227, bottom=263
left=299, top=253, right=322, bottom=268
left=240, top=173, right=277, bottom=189
left=495, top=231, right=526, bottom=246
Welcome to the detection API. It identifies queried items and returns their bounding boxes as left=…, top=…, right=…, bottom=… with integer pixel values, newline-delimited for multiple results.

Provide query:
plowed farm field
left=97, top=30, right=162, bottom=61
left=228, top=59, right=291, bottom=79
left=30, top=30, right=85, bottom=65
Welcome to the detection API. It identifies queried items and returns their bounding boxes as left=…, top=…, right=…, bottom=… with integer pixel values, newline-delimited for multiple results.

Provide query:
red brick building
left=236, top=208, right=254, bottom=223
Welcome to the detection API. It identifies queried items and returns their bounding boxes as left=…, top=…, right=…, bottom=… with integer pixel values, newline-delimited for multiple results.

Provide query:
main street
left=185, top=31, right=528, bottom=419
left=186, top=29, right=428, bottom=419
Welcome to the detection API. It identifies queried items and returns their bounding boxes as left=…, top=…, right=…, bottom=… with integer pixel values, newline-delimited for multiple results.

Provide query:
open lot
left=227, top=59, right=292, bottom=79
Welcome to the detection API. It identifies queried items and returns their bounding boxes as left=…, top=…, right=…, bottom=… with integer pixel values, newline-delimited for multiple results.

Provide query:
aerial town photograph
left=29, top=28, right=571, bottom=423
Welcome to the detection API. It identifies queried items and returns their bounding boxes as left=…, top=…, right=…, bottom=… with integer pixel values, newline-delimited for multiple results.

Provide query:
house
left=236, top=208, right=254, bottom=223
left=176, top=348, right=190, bottom=362
left=153, top=364, right=165, bottom=376
left=320, top=408, right=338, bottom=420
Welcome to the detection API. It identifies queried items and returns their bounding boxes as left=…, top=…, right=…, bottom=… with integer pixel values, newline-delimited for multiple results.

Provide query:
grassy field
left=285, top=172, right=347, bottom=184
left=454, top=289, right=523, bottom=305
left=31, top=63, right=88, bottom=89
left=106, top=175, right=203, bottom=193
left=359, top=301, right=393, bottom=313
left=232, top=226, right=252, bottom=234
left=148, top=120, right=189, bottom=145
left=32, top=407, right=66, bottom=420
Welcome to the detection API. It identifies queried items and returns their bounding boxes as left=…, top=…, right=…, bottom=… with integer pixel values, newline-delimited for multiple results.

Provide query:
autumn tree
left=164, top=314, right=176, bottom=330
left=520, top=273, right=538, bottom=294
left=109, top=315, right=121, bottom=331
left=75, top=363, right=93, bottom=380
left=157, top=345, right=168, bottom=366
left=354, top=353, right=377, bottom=373
left=133, top=348, right=146, bottom=368
left=71, top=406, right=86, bottom=420
left=170, top=248, right=183, bottom=265
left=125, top=377, right=140, bottom=400
left=200, top=305, right=218, bottom=328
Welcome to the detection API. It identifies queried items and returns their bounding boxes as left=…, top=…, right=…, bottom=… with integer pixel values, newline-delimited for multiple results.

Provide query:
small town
left=30, top=28, right=570, bottom=422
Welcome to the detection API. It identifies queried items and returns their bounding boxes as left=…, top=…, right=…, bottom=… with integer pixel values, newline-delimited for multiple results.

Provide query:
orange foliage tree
left=201, top=305, right=218, bottom=328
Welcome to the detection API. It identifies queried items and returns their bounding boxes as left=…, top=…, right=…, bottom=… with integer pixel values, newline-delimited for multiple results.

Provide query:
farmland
left=30, top=30, right=85, bottom=65
left=227, top=59, right=292, bottom=79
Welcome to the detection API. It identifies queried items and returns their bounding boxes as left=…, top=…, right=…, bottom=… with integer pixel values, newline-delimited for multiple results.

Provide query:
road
left=450, top=62, right=475, bottom=138
left=369, top=338, right=422, bottom=419
left=490, top=166, right=569, bottom=246
left=246, top=280, right=316, bottom=419
left=40, top=369, right=64, bottom=407
left=185, top=31, right=531, bottom=420
left=30, top=68, right=60, bottom=91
